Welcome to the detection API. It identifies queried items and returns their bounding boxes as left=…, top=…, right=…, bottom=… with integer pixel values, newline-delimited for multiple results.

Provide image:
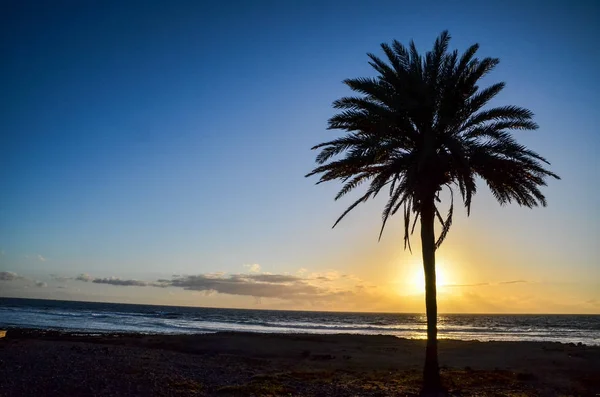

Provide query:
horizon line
left=1, top=296, right=598, bottom=316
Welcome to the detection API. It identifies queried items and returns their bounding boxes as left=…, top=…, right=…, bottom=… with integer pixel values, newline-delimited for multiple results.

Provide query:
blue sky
left=1, top=0, right=598, bottom=312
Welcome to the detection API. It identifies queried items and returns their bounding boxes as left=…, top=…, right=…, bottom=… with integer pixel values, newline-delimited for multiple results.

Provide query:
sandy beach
left=0, top=329, right=599, bottom=396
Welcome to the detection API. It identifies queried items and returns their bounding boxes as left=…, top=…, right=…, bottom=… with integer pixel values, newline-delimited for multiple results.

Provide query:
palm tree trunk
left=420, top=196, right=442, bottom=393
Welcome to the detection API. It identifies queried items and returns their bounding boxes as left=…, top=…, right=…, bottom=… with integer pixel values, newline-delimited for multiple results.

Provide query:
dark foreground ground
left=0, top=329, right=599, bottom=396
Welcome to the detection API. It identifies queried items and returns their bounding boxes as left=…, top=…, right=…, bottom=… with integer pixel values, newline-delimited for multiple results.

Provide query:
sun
left=409, top=262, right=450, bottom=294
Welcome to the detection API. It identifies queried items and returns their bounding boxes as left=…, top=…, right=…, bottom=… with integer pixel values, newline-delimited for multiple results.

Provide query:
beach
left=1, top=329, right=599, bottom=396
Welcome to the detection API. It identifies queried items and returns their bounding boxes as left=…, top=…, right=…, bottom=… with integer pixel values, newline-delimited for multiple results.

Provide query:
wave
left=1, top=310, right=593, bottom=335
left=1, top=299, right=599, bottom=345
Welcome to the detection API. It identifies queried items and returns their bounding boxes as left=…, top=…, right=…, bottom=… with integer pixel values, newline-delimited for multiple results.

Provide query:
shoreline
left=1, top=328, right=599, bottom=396
left=2, top=325, right=597, bottom=347
left=1, top=326, right=596, bottom=346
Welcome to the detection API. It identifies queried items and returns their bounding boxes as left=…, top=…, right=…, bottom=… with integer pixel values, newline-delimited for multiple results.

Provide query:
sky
left=1, top=0, right=598, bottom=313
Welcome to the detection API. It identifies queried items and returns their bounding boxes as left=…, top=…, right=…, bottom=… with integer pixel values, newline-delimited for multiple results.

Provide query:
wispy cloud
left=35, top=281, right=47, bottom=287
left=297, top=268, right=307, bottom=276
left=0, top=271, right=20, bottom=281
left=73, top=274, right=168, bottom=287
left=310, top=271, right=345, bottom=282
left=169, top=273, right=326, bottom=300
left=445, top=282, right=490, bottom=287
left=444, top=280, right=529, bottom=288
left=70, top=271, right=355, bottom=301
left=51, top=275, right=73, bottom=282
left=76, top=274, right=93, bottom=282
left=37, top=254, right=47, bottom=262
left=585, top=299, right=599, bottom=307
left=92, top=277, right=148, bottom=287
left=243, top=263, right=261, bottom=273
left=246, top=274, right=301, bottom=283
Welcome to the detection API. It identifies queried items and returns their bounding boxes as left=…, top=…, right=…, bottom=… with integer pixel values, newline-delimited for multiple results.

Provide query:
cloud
left=169, top=273, right=338, bottom=301
left=92, top=277, right=148, bottom=287
left=445, top=282, right=490, bottom=287
left=76, top=274, right=93, bottom=282
left=0, top=271, right=19, bottom=281
left=77, top=273, right=151, bottom=286
left=246, top=274, right=301, bottom=283
left=444, top=280, right=528, bottom=288
left=585, top=299, right=600, bottom=307
left=51, top=274, right=73, bottom=282
left=67, top=271, right=360, bottom=302
left=37, top=254, right=47, bottom=262
left=243, top=263, right=261, bottom=273
left=151, top=280, right=170, bottom=288
left=35, top=281, right=47, bottom=287
left=310, top=271, right=347, bottom=282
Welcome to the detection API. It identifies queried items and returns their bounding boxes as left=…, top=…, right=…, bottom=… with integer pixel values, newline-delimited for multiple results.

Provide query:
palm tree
left=306, top=31, right=559, bottom=393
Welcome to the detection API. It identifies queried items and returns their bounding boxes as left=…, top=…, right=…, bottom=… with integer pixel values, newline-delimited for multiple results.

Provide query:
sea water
left=1, top=297, right=598, bottom=345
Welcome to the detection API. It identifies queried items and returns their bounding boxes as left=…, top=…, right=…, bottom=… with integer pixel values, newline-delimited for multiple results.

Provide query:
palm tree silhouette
left=306, top=31, right=559, bottom=394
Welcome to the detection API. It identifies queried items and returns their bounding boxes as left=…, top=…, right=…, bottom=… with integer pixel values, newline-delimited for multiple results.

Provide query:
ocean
left=1, top=297, right=598, bottom=345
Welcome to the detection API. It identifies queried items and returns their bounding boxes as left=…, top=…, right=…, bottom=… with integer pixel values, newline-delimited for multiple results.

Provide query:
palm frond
left=307, top=31, right=558, bottom=250
left=434, top=188, right=453, bottom=249
left=456, top=43, right=479, bottom=77
left=462, top=106, right=535, bottom=130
